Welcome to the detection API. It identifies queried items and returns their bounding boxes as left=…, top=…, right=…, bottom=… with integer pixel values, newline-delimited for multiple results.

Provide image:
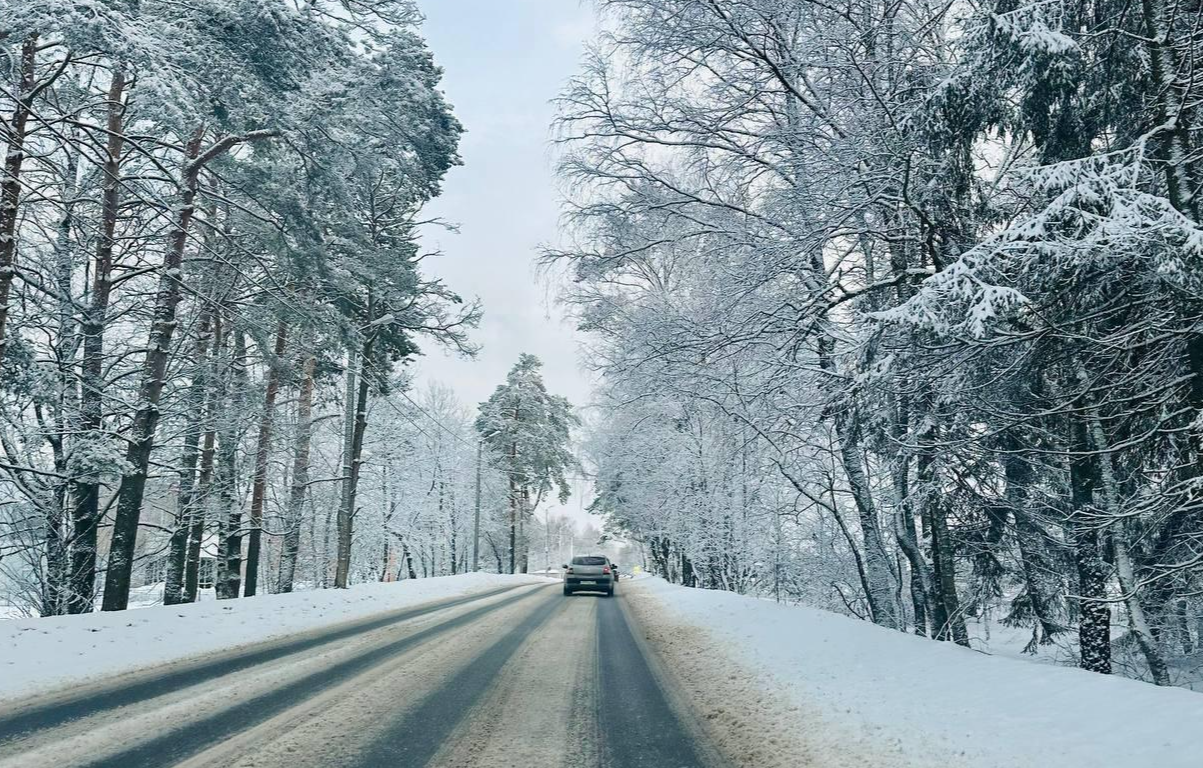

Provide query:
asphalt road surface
left=0, top=583, right=724, bottom=768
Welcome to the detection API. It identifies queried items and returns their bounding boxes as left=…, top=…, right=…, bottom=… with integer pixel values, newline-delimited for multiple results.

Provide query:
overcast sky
left=411, top=0, right=598, bottom=411
left=408, top=0, right=600, bottom=526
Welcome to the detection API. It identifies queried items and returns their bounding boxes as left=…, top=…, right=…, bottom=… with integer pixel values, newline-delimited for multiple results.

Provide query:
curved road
left=0, top=583, right=722, bottom=768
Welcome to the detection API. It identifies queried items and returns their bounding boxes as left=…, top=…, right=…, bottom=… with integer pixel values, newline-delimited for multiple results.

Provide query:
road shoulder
left=622, top=578, right=922, bottom=768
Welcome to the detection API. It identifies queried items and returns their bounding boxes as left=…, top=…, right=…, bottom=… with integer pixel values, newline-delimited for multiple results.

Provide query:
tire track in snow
left=0, top=583, right=526, bottom=744
left=0, top=586, right=546, bottom=768
left=596, top=592, right=721, bottom=768
left=351, top=590, right=566, bottom=767
left=425, top=594, right=600, bottom=767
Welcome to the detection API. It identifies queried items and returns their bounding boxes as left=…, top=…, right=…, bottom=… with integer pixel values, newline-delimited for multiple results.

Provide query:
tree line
left=552, top=0, right=1203, bottom=685
left=0, top=0, right=492, bottom=615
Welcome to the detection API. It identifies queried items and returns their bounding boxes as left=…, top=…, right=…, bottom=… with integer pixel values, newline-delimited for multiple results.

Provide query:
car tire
left=563, top=586, right=573, bottom=596
left=606, top=586, right=614, bottom=597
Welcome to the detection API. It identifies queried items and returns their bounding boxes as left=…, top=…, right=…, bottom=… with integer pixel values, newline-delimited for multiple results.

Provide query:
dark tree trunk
left=400, top=538, right=418, bottom=580
left=915, top=414, right=968, bottom=645
left=215, top=330, right=247, bottom=600
left=42, top=463, right=67, bottom=617
left=244, top=321, right=288, bottom=596
left=835, top=413, right=900, bottom=629
left=184, top=443, right=215, bottom=600
left=508, top=475, right=518, bottom=574
left=278, top=352, right=315, bottom=594
left=519, top=487, right=529, bottom=574
left=507, top=433, right=519, bottom=575
left=1003, top=451, right=1064, bottom=646
left=889, top=432, right=936, bottom=636
left=1176, top=600, right=1194, bottom=655
left=184, top=347, right=220, bottom=602
left=0, top=35, right=37, bottom=369
left=1068, top=419, right=1112, bottom=674
left=681, top=551, right=696, bottom=587
left=42, top=149, right=80, bottom=618
left=927, top=491, right=969, bottom=646
left=101, top=129, right=204, bottom=612
left=819, top=332, right=899, bottom=629
left=100, top=127, right=276, bottom=610
left=335, top=332, right=372, bottom=588
left=164, top=310, right=213, bottom=605
left=68, top=69, right=126, bottom=615
left=487, top=534, right=503, bottom=575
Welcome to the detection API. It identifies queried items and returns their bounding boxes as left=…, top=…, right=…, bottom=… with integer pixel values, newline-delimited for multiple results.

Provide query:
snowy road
left=0, top=583, right=720, bottom=768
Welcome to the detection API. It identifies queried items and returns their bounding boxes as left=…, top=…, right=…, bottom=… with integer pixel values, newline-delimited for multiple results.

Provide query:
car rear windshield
left=571, top=556, right=607, bottom=566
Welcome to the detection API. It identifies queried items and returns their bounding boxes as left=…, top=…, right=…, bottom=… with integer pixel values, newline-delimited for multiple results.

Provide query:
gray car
left=562, top=555, right=616, bottom=596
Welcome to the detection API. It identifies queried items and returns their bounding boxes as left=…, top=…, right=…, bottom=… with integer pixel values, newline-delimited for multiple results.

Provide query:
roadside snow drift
left=0, top=573, right=545, bottom=703
left=629, top=577, right=1203, bottom=768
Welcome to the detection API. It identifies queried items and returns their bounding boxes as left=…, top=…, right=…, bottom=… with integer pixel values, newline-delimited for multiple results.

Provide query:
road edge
left=614, top=586, right=731, bottom=768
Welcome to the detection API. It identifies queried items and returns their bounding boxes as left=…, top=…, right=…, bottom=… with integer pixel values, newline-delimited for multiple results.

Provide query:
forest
left=549, top=0, right=1203, bottom=686
left=5, top=0, right=1203, bottom=694
left=0, top=1, right=587, bottom=621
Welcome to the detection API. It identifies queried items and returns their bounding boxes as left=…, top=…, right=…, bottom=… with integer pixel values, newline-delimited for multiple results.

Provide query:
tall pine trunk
left=164, top=310, right=213, bottom=604
left=335, top=348, right=358, bottom=588
left=889, top=398, right=935, bottom=635
left=834, top=413, right=900, bottom=630
left=519, top=487, right=529, bottom=574
left=215, top=329, right=247, bottom=599
left=244, top=321, right=288, bottom=596
left=68, top=69, right=127, bottom=614
left=1082, top=400, right=1171, bottom=684
left=1002, top=448, right=1063, bottom=646
left=100, top=127, right=276, bottom=610
left=507, top=467, right=518, bottom=574
left=102, top=121, right=204, bottom=613
left=184, top=352, right=220, bottom=602
left=277, top=352, right=315, bottom=594
left=42, top=141, right=81, bottom=617
left=1068, top=419, right=1112, bottom=674
left=448, top=480, right=457, bottom=576
left=818, top=332, right=899, bottom=629
left=0, top=35, right=37, bottom=369
left=335, top=334, right=372, bottom=589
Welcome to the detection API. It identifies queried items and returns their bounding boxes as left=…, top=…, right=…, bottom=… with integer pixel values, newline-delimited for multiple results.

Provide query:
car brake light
left=602, top=566, right=610, bottom=574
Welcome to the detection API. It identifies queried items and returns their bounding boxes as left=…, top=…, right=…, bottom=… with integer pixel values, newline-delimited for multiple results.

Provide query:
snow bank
left=631, top=578, right=1203, bottom=768
left=0, top=573, right=544, bottom=703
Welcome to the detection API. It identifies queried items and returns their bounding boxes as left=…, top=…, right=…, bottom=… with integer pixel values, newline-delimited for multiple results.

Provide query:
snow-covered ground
left=628, top=577, right=1203, bottom=768
left=0, top=573, right=545, bottom=703
left=959, top=614, right=1203, bottom=693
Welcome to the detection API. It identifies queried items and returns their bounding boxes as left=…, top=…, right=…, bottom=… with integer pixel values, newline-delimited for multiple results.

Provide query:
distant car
left=562, top=555, right=616, bottom=596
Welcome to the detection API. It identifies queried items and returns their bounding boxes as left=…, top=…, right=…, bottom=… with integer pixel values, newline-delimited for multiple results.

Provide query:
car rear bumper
left=565, top=578, right=613, bottom=588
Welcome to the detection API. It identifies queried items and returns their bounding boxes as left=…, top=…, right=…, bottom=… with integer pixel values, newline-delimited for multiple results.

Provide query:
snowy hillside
left=628, top=578, right=1203, bottom=768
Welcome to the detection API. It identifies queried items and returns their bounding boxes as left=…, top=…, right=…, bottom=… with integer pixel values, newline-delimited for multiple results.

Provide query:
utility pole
left=472, top=439, right=482, bottom=571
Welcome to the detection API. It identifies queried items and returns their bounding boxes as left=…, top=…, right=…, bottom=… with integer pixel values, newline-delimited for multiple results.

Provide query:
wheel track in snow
left=0, top=582, right=727, bottom=768
left=0, top=582, right=527, bottom=744
left=0, top=585, right=541, bottom=766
